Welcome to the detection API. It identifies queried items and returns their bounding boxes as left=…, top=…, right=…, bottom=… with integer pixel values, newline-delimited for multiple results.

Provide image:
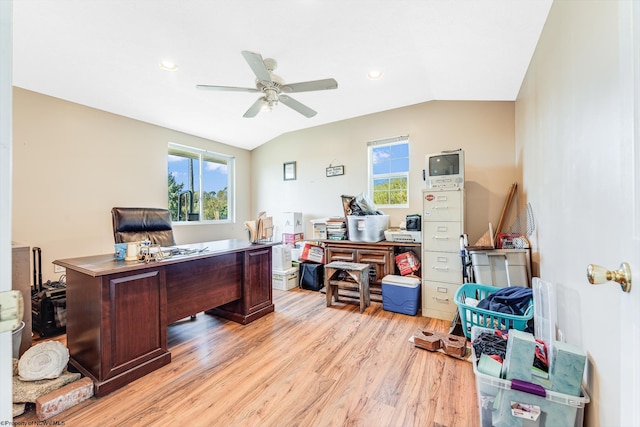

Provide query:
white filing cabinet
left=422, top=188, right=465, bottom=320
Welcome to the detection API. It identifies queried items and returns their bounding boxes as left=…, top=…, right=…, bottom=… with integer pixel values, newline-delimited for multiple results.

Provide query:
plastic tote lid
left=381, top=274, right=420, bottom=287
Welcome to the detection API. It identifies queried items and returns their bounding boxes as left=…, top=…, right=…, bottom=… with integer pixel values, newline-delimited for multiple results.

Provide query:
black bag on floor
left=31, top=247, right=67, bottom=337
left=299, top=262, right=324, bottom=291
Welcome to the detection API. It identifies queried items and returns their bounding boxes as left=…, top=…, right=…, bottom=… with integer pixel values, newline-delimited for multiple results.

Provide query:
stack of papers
left=245, top=211, right=274, bottom=243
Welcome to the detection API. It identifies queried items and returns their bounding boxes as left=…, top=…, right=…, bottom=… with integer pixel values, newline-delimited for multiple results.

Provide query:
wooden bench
left=324, top=261, right=370, bottom=313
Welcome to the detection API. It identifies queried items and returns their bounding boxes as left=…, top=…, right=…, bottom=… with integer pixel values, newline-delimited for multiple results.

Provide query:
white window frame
left=367, top=136, right=410, bottom=209
left=168, top=142, right=235, bottom=224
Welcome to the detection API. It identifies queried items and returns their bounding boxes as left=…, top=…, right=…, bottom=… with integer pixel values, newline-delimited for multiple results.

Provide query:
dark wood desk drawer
left=165, top=253, right=242, bottom=323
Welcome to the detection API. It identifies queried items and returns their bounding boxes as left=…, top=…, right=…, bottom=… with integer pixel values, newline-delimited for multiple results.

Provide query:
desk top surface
left=321, top=239, right=421, bottom=247
left=54, top=239, right=275, bottom=277
left=324, top=261, right=370, bottom=271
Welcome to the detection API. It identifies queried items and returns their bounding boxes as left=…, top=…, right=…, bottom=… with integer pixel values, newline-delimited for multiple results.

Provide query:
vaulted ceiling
left=12, top=0, right=552, bottom=150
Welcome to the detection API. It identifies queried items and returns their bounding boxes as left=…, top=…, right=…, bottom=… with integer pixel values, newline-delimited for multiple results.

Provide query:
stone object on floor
left=36, top=377, right=94, bottom=421
left=13, top=403, right=26, bottom=418
left=413, top=330, right=441, bottom=351
left=18, top=341, right=69, bottom=381
left=413, top=329, right=467, bottom=358
left=13, top=370, right=81, bottom=403
left=440, top=334, right=467, bottom=358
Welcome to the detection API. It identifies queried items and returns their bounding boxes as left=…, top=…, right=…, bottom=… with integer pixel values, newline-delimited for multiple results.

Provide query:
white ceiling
left=12, top=0, right=552, bottom=151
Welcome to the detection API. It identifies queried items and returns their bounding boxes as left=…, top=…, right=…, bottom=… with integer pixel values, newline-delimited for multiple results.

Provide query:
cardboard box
left=283, top=233, right=304, bottom=246
left=272, top=245, right=292, bottom=271
left=381, top=275, right=420, bottom=315
left=300, top=242, right=324, bottom=264
left=281, top=212, right=303, bottom=234
left=395, top=251, right=421, bottom=275
left=347, top=215, right=389, bottom=242
left=311, top=220, right=328, bottom=240
left=272, top=266, right=299, bottom=290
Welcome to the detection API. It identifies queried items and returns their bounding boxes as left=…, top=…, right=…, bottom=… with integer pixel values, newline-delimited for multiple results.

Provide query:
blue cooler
left=381, top=275, right=421, bottom=315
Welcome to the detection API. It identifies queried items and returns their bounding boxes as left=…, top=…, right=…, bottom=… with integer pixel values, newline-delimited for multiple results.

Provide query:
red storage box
left=395, top=251, right=421, bottom=275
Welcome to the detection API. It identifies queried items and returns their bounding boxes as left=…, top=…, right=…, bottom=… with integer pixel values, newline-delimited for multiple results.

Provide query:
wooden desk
left=54, top=239, right=274, bottom=397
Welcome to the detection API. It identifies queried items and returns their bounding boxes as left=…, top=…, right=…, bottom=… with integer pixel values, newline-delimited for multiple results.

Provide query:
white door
left=519, top=3, right=640, bottom=426
left=0, top=0, right=13, bottom=422
left=616, top=4, right=640, bottom=425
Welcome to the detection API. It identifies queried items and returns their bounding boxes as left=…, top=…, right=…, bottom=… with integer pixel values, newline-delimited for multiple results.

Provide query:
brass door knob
left=587, top=262, right=632, bottom=293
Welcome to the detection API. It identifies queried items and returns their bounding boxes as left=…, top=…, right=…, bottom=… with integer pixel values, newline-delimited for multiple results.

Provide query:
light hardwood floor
left=15, top=288, right=479, bottom=426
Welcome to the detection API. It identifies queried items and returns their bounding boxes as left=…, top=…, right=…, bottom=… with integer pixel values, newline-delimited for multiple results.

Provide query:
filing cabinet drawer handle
left=432, top=236, right=450, bottom=240
left=433, top=296, right=450, bottom=302
left=432, top=206, right=449, bottom=210
left=432, top=266, right=449, bottom=272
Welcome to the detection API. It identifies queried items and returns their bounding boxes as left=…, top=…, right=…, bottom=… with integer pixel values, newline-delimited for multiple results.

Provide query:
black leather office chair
left=111, top=207, right=177, bottom=247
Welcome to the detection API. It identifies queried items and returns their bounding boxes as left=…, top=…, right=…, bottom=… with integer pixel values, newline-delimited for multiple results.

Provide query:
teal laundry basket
left=454, top=283, right=534, bottom=338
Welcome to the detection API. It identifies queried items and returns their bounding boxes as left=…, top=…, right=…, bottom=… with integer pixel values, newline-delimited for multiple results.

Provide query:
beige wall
left=12, top=88, right=252, bottom=281
left=13, top=91, right=518, bottom=281
left=252, top=101, right=518, bottom=244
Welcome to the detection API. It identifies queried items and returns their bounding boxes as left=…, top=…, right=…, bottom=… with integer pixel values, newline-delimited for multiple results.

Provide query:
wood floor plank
left=15, top=288, right=479, bottom=426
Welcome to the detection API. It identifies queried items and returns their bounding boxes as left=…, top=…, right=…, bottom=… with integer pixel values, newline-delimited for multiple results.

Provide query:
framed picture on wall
left=326, top=165, right=345, bottom=177
left=283, top=161, right=296, bottom=181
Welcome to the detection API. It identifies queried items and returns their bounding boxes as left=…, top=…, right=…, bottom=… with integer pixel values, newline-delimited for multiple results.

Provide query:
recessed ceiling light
left=159, top=60, right=178, bottom=71
left=367, top=70, right=383, bottom=80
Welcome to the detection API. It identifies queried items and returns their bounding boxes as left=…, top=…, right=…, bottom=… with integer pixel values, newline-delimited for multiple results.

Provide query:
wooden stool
left=324, top=261, right=370, bottom=313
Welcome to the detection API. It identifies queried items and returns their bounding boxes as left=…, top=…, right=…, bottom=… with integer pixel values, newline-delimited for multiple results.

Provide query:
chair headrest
left=112, top=207, right=173, bottom=232
left=111, top=207, right=176, bottom=246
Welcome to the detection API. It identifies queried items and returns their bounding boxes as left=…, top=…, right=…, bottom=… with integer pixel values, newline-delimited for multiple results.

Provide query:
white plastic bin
left=470, top=249, right=531, bottom=287
left=347, top=215, right=389, bottom=242
left=471, top=326, right=589, bottom=427
left=12, top=321, right=25, bottom=359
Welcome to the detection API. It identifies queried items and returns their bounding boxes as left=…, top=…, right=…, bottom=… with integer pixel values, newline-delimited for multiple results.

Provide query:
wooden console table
left=322, top=240, right=421, bottom=301
left=54, top=239, right=274, bottom=397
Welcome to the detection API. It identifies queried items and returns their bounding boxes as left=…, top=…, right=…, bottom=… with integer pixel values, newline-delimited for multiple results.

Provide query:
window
left=368, top=136, right=409, bottom=208
left=167, top=143, right=235, bottom=223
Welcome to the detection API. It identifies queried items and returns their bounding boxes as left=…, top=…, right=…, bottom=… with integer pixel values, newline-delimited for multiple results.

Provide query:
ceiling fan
left=196, top=50, right=338, bottom=118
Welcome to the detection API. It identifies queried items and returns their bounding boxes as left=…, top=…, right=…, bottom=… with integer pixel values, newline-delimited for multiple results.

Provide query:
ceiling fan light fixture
left=159, top=60, right=178, bottom=71
left=367, top=70, right=383, bottom=80
left=199, top=50, right=336, bottom=118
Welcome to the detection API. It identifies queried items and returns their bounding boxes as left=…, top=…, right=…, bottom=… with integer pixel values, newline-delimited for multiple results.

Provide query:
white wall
left=252, top=101, right=519, bottom=246
left=517, top=2, right=640, bottom=426
left=12, top=88, right=252, bottom=283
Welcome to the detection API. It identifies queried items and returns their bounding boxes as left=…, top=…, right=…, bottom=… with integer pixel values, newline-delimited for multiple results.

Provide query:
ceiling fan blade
left=241, top=50, right=272, bottom=83
left=243, top=97, right=266, bottom=118
left=278, top=94, right=317, bottom=118
left=196, top=84, right=259, bottom=93
left=282, top=78, right=338, bottom=93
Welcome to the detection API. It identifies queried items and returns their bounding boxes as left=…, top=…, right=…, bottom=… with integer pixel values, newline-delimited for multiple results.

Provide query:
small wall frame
left=283, top=161, right=297, bottom=181
left=326, top=165, right=345, bottom=177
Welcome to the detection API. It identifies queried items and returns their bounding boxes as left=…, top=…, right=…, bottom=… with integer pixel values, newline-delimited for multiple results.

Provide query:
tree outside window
left=369, top=138, right=410, bottom=208
left=168, top=143, right=234, bottom=222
